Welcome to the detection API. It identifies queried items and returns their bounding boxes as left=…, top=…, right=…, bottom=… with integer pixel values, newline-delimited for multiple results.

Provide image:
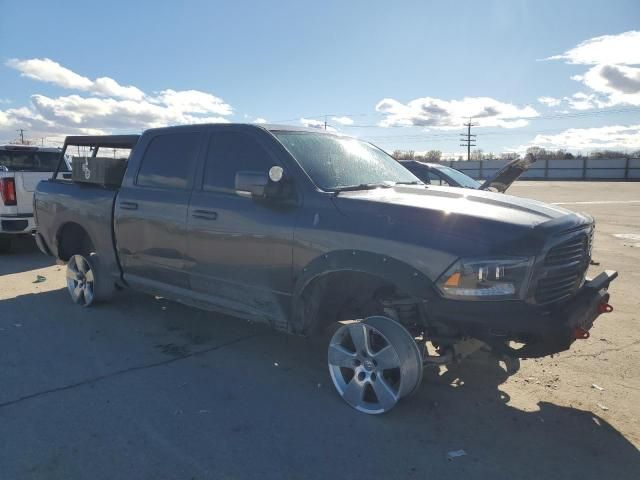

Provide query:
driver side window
left=203, top=131, right=272, bottom=193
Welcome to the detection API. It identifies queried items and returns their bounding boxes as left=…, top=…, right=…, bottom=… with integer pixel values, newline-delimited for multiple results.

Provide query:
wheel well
left=57, top=223, right=94, bottom=261
left=299, top=271, right=398, bottom=335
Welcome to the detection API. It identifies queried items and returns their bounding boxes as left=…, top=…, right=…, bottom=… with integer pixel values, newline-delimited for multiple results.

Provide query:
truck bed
left=34, top=180, right=122, bottom=281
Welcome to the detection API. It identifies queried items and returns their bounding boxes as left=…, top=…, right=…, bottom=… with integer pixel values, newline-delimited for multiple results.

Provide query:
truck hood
left=478, top=153, right=536, bottom=192
left=331, top=184, right=589, bottom=256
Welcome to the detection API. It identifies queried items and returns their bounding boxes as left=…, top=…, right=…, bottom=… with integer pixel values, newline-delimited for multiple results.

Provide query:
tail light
left=0, top=178, right=17, bottom=206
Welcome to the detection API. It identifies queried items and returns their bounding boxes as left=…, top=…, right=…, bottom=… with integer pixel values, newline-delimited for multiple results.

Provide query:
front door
left=186, top=127, right=298, bottom=326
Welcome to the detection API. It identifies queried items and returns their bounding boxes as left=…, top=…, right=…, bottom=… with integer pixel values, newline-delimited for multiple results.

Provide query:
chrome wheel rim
left=328, top=316, right=423, bottom=414
left=66, top=255, right=95, bottom=307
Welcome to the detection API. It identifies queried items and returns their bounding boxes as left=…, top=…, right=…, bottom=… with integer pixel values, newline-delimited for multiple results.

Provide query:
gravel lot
left=1, top=181, right=639, bottom=479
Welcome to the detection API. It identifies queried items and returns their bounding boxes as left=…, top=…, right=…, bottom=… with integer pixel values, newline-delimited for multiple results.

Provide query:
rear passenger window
left=137, top=133, right=199, bottom=189
left=203, top=131, right=271, bottom=192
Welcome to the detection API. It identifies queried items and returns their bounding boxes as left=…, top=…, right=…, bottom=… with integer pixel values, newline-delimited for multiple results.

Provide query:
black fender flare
left=291, top=250, right=435, bottom=334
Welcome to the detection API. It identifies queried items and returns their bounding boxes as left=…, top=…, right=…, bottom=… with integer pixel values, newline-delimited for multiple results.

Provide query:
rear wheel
left=328, top=316, right=423, bottom=414
left=66, top=253, right=113, bottom=306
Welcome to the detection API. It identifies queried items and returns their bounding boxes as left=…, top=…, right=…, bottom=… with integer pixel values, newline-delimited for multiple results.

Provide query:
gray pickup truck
left=34, top=124, right=617, bottom=414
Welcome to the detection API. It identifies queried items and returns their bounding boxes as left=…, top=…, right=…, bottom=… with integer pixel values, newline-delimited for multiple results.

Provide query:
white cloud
left=152, top=89, right=232, bottom=116
left=93, top=77, right=145, bottom=101
left=253, top=117, right=268, bottom=124
left=1, top=58, right=233, bottom=142
left=575, top=64, right=640, bottom=106
left=545, top=31, right=640, bottom=109
left=563, top=92, right=607, bottom=110
left=538, top=96, right=562, bottom=107
left=521, top=124, right=640, bottom=152
left=545, top=31, right=640, bottom=65
left=300, top=117, right=337, bottom=132
left=7, top=58, right=144, bottom=100
left=331, top=116, right=354, bottom=125
left=375, top=96, right=538, bottom=129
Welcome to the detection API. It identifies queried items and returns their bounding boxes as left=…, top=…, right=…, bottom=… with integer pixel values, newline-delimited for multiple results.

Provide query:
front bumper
left=428, top=270, right=618, bottom=358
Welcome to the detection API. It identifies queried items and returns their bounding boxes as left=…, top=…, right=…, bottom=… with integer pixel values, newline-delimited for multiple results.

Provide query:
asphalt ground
left=1, top=181, right=639, bottom=479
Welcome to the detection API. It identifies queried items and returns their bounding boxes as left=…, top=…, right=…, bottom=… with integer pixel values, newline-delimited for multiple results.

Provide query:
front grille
left=534, top=231, right=591, bottom=304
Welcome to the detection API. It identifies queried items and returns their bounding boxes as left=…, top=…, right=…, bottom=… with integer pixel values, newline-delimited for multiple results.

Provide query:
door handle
left=119, top=201, right=138, bottom=210
left=192, top=209, right=218, bottom=220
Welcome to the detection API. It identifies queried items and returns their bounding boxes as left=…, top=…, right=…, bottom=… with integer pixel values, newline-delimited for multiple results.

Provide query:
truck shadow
left=1, top=288, right=638, bottom=479
left=0, top=237, right=55, bottom=275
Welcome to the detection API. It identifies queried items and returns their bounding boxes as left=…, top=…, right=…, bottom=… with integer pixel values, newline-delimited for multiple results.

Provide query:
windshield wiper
left=395, top=180, right=424, bottom=185
left=331, top=182, right=395, bottom=193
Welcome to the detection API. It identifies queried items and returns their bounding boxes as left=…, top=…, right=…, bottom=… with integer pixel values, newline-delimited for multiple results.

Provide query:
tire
left=0, top=236, right=12, bottom=254
left=65, top=253, right=114, bottom=307
left=327, top=316, right=423, bottom=414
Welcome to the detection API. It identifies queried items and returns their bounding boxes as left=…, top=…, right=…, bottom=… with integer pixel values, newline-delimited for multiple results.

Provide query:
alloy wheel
left=66, top=254, right=96, bottom=307
left=328, top=316, right=423, bottom=414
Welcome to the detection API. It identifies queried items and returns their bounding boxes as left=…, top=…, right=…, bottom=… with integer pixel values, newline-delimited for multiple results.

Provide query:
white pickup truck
left=0, top=144, right=68, bottom=253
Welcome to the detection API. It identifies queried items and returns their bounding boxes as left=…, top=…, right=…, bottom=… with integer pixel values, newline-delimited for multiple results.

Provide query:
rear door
left=115, top=128, right=204, bottom=292
left=186, top=126, right=297, bottom=325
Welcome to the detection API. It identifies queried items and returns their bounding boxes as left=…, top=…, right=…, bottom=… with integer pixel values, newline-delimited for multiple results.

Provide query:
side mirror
left=235, top=166, right=286, bottom=199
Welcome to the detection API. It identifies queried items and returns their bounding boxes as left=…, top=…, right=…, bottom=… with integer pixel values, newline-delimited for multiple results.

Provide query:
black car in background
left=399, top=154, right=535, bottom=193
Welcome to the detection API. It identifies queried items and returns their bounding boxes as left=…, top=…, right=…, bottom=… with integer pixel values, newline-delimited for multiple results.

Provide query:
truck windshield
left=273, top=132, right=420, bottom=191
left=0, top=149, right=65, bottom=172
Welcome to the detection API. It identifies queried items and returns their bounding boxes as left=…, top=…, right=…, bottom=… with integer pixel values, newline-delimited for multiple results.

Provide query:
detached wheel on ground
left=328, top=316, right=423, bottom=414
left=66, top=253, right=114, bottom=307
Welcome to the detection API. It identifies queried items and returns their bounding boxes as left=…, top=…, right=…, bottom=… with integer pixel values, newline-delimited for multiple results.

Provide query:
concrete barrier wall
left=446, top=158, right=640, bottom=180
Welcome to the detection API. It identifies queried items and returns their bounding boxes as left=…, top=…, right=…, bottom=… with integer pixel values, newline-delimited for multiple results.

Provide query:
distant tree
left=391, top=150, right=415, bottom=160
left=499, top=152, right=519, bottom=161
left=423, top=150, right=442, bottom=162
left=589, top=150, right=631, bottom=159
left=470, top=149, right=484, bottom=161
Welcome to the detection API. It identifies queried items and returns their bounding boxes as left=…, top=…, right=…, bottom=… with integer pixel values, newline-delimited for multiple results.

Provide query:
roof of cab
left=143, top=123, right=344, bottom=135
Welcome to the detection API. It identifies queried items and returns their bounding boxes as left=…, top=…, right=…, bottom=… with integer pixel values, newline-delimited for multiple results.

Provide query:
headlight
left=436, top=257, right=533, bottom=301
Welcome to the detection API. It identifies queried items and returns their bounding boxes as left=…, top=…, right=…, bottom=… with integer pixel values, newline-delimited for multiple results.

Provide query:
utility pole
left=16, top=129, right=27, bottom=144
left=459, top=120, right=477, bottom=161
left=324, top=115, right=328, bottom=131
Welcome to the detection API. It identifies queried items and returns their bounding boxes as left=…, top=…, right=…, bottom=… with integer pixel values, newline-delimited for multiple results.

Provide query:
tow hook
left=598, top=303, right=614, bottom=314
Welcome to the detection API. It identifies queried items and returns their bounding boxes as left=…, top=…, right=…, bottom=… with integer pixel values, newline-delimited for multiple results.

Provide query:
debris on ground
left=198, top=409, right=211, bottom=414
left=592, top=383, right=604, bottom=391
left=32, top=275, right=46, bottom=283
left=597, top=403, right=609, bottom=411
left=13, top=323, right=22, bottom=328
left=447, top=449, right=467, bottom=460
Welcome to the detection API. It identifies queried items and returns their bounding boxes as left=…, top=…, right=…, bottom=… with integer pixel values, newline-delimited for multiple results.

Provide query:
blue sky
left=1, top=0, right=639, bottom=156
